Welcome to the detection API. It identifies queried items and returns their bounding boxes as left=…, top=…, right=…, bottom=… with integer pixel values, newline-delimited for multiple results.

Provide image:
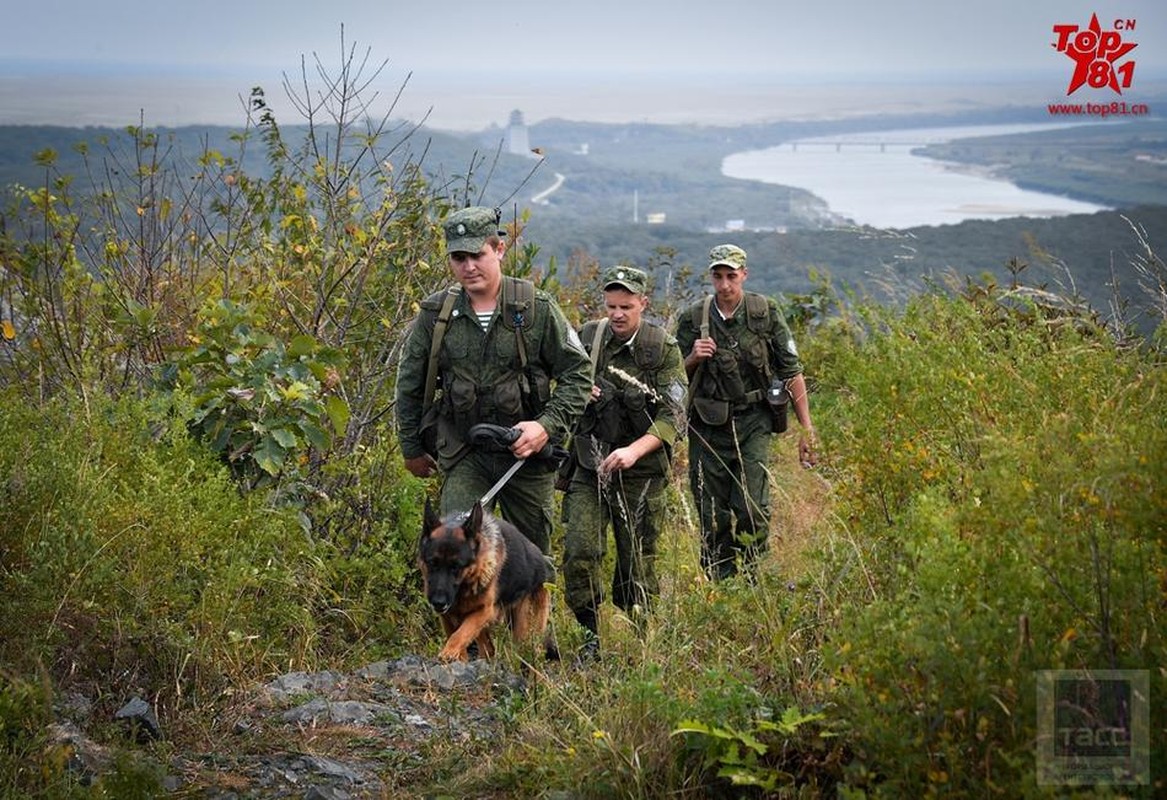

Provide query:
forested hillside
left=3, top=113, right=1165, bottom=337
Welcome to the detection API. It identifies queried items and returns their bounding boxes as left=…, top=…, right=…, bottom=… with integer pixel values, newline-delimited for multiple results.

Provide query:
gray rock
left=280, top=698, right=398, bottom=726
left=263, top=670, right=347, bottom=700
left=115, top=696, right=161, bottom=742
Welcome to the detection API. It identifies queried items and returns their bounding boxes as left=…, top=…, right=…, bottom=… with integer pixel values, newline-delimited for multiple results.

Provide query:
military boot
left=573, top=606, right=600, bottom=665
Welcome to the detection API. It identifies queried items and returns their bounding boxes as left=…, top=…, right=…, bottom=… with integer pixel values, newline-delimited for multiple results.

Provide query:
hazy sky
left=2, top=0, right=1164, bottom=129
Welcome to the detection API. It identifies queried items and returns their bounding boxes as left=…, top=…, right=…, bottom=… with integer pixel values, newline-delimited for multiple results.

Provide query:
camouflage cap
left=602, top=265, right=648, bottom=295
left=708, top=243, right=747, bottom=270
left=443, top=206, right=504, bottom=254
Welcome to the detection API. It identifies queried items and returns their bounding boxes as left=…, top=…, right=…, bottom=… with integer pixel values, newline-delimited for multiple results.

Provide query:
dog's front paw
left=438, top=644, right=467, bottom=662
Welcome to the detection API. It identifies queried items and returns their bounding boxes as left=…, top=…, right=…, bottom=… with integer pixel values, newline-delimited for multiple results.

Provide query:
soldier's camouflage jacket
left=675, top=291, right=803, bottom=427
left=571, top=319, right=686, bottom=478
left=396, top=278, right=591, bottom=468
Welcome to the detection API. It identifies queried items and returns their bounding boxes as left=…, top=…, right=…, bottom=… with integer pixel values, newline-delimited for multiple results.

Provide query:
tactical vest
left=420, top=277, right=548, bottom=453
left=687, top=292, right=775, bottom=425
left=689, top=291, right=773, bottom=342
left=574, top=320, right=670, bottom=463
left=581, top=318, right=671, bottom=375
left=422, top=276, right=536, bottom=411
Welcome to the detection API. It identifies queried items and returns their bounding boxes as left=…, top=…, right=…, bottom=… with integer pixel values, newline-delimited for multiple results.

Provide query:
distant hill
left=2, top=108, right=1166, bottom=334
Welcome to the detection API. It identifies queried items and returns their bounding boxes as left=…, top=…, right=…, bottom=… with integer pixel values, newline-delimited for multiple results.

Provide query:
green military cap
left=443, top=206, right=504, bottom=254
left=708, top=243, right=747, bottom=270
left=602, top=265, right=648, bottom=295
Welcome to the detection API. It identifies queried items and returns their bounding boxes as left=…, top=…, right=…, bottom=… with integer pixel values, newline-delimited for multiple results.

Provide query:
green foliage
left=301, top=426, right=435, bottom=660
left=805, top=276, right=1166, bottom=797
left=778, top=268, right=840, bottom=337
left=167, top=298, right=348, bottom=501
left=0, top=669, right=58, bottom=798
left=673, top=706, right=828, bottom=794
left=89, top=752, right=166, bottom=800
left=0, top=392, right=323, bottom=695
left=3, top=32, right=1167, bottom=800
left=0, top=668, right=166, bottom=799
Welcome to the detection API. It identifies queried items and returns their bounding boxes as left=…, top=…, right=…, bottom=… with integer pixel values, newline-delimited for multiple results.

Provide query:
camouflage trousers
left=441, top=449, right=556, bottom=556
left=688, top=406, right=772, bottom=580
left=561, top=468, right=666, bottom=617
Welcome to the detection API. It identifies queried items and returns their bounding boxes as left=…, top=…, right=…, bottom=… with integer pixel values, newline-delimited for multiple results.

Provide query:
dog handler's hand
left=510, top=420, right=549, bottom=460
left=404, top=453, right=438, bottom=478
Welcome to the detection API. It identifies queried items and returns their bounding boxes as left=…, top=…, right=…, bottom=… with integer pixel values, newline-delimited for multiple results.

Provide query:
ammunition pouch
left=585, top=378, right=624, bottom=443
left=490, top=378, right=525, bottom=424
left=555, top=448, right=577, bottom=491
left=572, top=433, right=612, bottom=472
left=710, top=349, right=747, bottom=400
left=448, top=375, right=478, bottom=419
left=524, top=367, right=551, bottom=418
left=692, top=397, right=730, bottom=426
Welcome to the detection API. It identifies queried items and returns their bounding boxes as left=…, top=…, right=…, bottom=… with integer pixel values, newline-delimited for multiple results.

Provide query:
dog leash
left=466, top=423, right=568, bottom=508
left=478, top=458, right=527, bottom=508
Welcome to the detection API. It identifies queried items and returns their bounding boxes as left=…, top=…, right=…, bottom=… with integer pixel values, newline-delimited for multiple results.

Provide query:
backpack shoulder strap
left=423, top=287, right=459, bottom=412
left=500, top=276, right=535, bottom=370
left=685, top=297, right=714, bottom=412
left=693, top=295, right=713, bottom=339
left=499, top=276, right=535, bottom=329
left=633, top=321, right=668, bottom=371
left=588, top=318, right=608, bottom=381
left=744, top=292, right=778, bottom=381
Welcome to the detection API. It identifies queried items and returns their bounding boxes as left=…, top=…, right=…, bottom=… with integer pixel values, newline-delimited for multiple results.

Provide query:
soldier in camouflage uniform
left=561, top=266, right=686, bottom=658
left=675, top=244, right=817, bottom=581
left=395, top=206, right=591, bottom=556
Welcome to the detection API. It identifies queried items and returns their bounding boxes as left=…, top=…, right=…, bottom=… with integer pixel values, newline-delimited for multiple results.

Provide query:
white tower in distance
left=506, top=110, right=531, bottom=156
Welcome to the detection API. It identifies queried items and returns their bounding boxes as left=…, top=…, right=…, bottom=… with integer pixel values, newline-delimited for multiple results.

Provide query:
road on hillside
left=531, top=172, right=565, bottom=205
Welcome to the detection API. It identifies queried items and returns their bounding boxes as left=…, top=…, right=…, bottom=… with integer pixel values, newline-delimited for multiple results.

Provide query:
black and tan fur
left=419, top=498, right=556, bottom=662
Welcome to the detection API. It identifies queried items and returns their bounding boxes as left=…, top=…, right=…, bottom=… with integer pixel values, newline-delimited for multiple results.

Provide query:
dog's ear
left=465, top=501, right=484, bottom=537
left=423, top=496, right=442, bottom=536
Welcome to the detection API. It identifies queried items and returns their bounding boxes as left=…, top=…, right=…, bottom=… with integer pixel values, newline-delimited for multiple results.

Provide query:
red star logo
left=1060, top=14, right=1137, bottom=94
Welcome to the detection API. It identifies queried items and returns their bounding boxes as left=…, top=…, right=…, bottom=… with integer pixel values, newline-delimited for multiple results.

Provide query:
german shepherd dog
left=419, top=498, right=557, bottom=662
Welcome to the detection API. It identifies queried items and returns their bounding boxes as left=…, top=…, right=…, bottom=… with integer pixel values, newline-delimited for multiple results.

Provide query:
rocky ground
left=49, top=655, right=533, bottom=798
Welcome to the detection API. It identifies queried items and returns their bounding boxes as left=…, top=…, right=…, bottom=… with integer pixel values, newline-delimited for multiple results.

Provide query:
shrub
left=166, top=297, right=349, bottom=503
left=0, top=392, right=324, bottom=703
left=810, top=280, right=1165, bottom=796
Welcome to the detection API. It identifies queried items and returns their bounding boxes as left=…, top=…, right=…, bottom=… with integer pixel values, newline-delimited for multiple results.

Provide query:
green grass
left=3, top=281, right=1164, bottom=797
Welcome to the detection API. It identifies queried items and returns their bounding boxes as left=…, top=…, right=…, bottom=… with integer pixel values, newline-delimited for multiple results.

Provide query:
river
left=721, top=123, right=1109, bottom=229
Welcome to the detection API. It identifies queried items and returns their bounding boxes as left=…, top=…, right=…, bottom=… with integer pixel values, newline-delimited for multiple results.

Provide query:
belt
left=731, top=389, right=765, bottom=414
